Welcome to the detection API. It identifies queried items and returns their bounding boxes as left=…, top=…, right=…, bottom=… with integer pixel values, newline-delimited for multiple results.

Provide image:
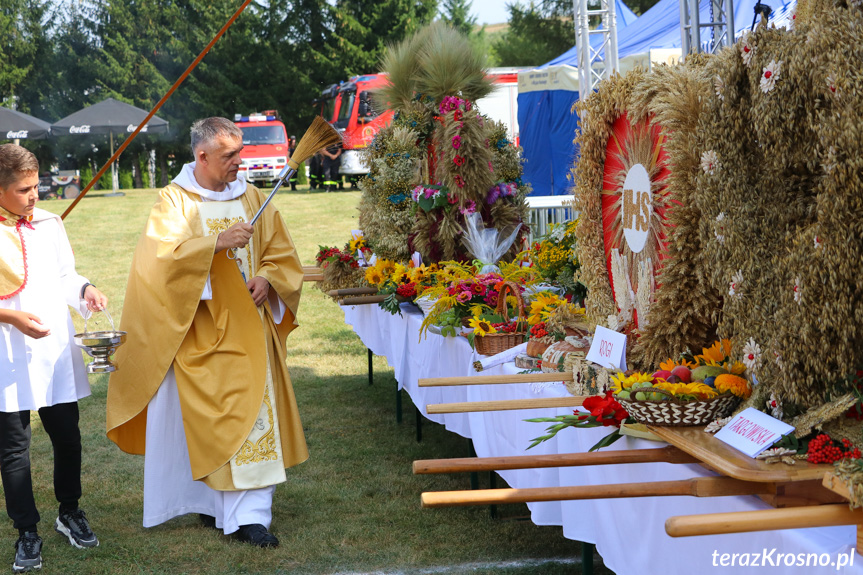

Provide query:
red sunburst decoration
left=600, top=113, right=673, bottom=327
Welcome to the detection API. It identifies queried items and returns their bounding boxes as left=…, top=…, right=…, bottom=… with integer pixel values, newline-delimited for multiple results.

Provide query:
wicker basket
left=616, top=387, right=741, bottom=427
left=474, top=280, right=528, bottom=357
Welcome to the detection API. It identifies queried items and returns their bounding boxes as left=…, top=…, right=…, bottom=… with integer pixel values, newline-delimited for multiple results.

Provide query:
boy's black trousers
left=0, top=401, right=81, bottom=530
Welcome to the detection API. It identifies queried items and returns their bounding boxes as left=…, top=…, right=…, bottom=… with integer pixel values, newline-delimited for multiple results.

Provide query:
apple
left=670, top=365, right=692, bottom=383
left=652, top=370, right=672, bottom=382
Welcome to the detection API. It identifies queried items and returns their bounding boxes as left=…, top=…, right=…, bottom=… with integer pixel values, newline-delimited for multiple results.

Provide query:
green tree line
left=1, top=0, right=438, bottom=186
left=1, top=0, right=653, bottom=188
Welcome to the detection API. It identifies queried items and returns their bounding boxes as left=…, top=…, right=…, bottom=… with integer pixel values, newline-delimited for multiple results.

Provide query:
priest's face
left=198, top=134, right=243, bottom=187
left=0, top=172, right=38, bottom=217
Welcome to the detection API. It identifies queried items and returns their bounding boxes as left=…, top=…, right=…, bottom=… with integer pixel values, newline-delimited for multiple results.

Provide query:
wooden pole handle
left=666, top=504, right=863, bottom=537
left=413, top=446, right=697, bottom=474
left=339, top=295, right=387, bottom=305
left=326, top=287, right=379, bottom=297
left=421, top=477, right=772, bottom=508
left=426, top=396, right=587, bottom=414
left=419, top=372, right=573, bottom=387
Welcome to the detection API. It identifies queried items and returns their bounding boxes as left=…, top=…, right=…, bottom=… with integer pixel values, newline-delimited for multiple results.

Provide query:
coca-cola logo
left=69, top=125, right=91, bottom=134
left=6, top=130, right=28, bottom=138
left=126, top=124, right=148, bottom=133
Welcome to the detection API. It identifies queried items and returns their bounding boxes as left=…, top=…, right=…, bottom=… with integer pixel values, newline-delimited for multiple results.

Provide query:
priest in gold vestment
left=106, top=117, right=307, bottom=547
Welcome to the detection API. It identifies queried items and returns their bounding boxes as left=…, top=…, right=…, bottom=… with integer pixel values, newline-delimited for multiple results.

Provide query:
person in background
left=0, top=144, right=107, bottom=573
left=320, top=142, right=342, bottom=193
left=287, top=135, right=298, bottom=191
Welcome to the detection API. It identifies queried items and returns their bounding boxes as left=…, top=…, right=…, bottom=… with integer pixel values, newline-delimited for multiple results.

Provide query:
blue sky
left=470, top=0, right=511, bottom=25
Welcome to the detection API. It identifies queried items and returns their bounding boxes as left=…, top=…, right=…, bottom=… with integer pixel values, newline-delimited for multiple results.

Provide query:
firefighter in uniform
left=320, top=142, right=342, bottom=193
left=287, top=135, right=298, bottom=191
left=308, top=152, right=323, bottom=190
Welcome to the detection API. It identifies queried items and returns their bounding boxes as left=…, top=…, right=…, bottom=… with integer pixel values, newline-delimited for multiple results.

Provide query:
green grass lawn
left=14, top=185, right=613, bottom=575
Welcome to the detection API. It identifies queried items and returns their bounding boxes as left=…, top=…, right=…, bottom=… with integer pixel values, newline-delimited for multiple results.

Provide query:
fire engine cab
left=233, top=111, right=290, bottom=184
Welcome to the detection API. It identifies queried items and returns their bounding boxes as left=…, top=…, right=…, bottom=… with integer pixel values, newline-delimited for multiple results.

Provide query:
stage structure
left=680, top=0, right=736, bottom=54
left=575, top=0, right=621, bottom=100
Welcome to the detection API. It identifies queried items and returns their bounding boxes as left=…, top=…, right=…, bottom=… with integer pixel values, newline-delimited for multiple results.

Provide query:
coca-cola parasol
left=52, top=98, right=169, bottom=194
left=0, top=107, right=51, bottom=141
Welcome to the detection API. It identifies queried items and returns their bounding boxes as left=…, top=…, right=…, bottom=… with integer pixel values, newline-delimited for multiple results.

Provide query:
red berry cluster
left=492, top=322, right=519, bottom=333
left=396, top=282, right=417, bottom=298
left=529, top=322, right=549, bottom=338
left=807, top=434, right=862, bottom=464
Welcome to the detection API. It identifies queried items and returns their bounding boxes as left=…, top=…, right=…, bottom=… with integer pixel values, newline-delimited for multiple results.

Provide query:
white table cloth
left=342, top=303, right=861, bottom=574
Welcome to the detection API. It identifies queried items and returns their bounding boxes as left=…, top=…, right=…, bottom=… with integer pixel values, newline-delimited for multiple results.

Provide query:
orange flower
left=714, top=374, right=751, bottom=399
left=659, top=358, right=696, bottom=372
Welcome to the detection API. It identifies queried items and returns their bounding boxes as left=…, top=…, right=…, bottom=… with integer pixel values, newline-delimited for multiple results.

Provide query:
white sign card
left=586, top=325, right=627, bottom=370
left=714, top=407, right=795, bottom=458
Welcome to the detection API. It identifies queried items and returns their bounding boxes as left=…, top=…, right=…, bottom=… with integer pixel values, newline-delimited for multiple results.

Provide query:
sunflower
left=654, top=381, right=718, bottom=400
left=378, top=259, right=396, bottom=278
left=469, top=316, right=497, bottom=336
left=611, top=372, right=654, bottom=394
left=348, top=236, right=366, bottom=253
left=528, top=292, right=564, bottom=325
left=365, top=267, right=384, bottom=286
left=391, top=263, right=409, bottom=284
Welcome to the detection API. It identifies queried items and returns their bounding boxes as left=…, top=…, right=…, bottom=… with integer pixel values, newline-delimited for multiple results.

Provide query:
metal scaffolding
left=575, top=0, right=620, bottom=100
left=680, top=0, right=736, bottom=55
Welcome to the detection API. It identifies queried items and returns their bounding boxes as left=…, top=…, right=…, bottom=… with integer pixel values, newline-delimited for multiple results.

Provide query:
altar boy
left=0, top=144, right=107, bottom=572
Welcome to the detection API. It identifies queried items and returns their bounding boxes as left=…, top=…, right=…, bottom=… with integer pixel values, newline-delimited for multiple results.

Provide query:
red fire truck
left=315, top=69, right=520, bottom=184
left=233, top=111, right=290, bottom=185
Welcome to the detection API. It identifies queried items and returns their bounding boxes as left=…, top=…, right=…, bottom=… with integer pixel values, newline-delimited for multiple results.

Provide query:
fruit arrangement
left=612, top=339, right=752, bottom=403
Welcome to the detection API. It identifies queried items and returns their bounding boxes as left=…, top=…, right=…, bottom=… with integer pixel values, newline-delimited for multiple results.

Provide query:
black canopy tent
left=52, top=98, right=169, bottom=194
left=0, top=107, right=52, bottom=142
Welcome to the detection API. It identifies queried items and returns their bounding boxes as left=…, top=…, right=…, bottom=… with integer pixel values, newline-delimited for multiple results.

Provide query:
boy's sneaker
left=54, top=509, right=98, bottom=549
left=13, top=532, right=42, bottom=573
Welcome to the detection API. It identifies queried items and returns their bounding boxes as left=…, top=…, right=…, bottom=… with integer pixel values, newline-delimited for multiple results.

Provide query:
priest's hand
left=2, top=310, right=51, bottom=339
left=216, top=222, right=253, bottom=252
left=247, top=276, right=270, bottom=307
left=83, top=285, right=108, bottom=312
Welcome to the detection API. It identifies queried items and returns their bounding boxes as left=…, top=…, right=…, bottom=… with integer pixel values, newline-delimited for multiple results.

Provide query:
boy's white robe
left=0, top=207, right=90, bottom=412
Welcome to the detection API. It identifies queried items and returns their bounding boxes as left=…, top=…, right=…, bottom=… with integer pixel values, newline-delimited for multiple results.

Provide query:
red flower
left=470, top=283, right=487, bottom=296
left=580, top=391, right=628, bottom=427
left=453, top=155, right=465, bottom=166
left=454, top=174, right=465, bottom=188
left=454, top=110, right=463, bottom=121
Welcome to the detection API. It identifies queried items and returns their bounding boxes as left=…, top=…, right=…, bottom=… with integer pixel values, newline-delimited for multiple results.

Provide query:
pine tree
left=439, top=0, right=476, bottom=37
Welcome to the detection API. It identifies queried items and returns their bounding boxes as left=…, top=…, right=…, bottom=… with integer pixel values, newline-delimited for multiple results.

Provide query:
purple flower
left=423, top=187, right=436, bottom=199
left=486, top=185, right=501, bottom=205
left=452, top=135, right=462, bottom=149
left=412, top=185, right=423, bottom=202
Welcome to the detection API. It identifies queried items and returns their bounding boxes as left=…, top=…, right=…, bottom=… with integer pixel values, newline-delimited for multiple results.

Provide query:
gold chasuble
left=107, top=183, right=308, bottom=490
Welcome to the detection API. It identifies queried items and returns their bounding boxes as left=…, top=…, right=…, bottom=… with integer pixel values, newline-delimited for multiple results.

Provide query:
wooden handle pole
left=339, top=295, right=388, bottom=305
left=326, top=287, right=379, bottom=297
left=426, top=396, right=587, bottom=414
left=419, top=372, right=573, bottom=387
left=421, top=477, right=771, bottom=508
left=61, top=0, right=254, bottom=220
left=413, top=446, right=698, bottom=474
left=666, top=504, right=863, bottom=537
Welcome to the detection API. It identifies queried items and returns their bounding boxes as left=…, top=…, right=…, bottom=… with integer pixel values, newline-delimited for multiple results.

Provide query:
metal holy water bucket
left=72, top=309, right=126, bottom=373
